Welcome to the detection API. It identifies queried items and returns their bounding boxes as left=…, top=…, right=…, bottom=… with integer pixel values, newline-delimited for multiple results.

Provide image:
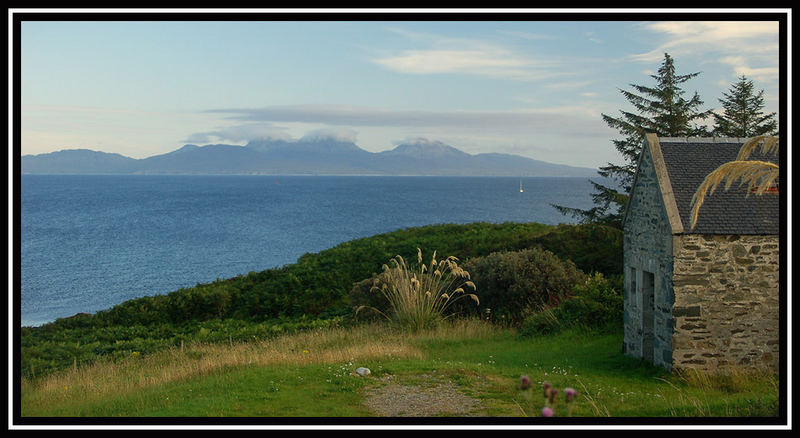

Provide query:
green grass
left=20, top=320, right=779, bottom=419
left=35, top=363, right=375, bottom=417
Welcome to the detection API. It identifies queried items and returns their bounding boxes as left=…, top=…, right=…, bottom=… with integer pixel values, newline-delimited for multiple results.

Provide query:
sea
left=19, top=174, right=601, bottom=327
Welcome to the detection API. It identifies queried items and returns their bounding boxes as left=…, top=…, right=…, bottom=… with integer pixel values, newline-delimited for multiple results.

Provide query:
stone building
left=622, top=134, right=779, bottom=371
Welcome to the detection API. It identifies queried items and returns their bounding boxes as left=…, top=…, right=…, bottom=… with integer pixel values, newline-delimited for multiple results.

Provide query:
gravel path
left=362, top=375, right=484, bottom=417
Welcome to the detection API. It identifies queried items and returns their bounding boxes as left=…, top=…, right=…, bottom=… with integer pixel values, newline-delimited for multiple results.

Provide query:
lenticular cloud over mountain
left=300, top=127, right=359, bottom=144
left=185, top=123, right=292, bottom=144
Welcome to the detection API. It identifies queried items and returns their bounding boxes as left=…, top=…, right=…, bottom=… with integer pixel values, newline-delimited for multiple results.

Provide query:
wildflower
left=543, top=381, right=552, bottom=399
left=564, top=387, right=578, bottom=416
left=549, top=388, right=559, bottom=404
left=303, top=349, right=310, bottom=354
left=520, top=375, right=531, bottom=390
left=541, top=406, right=554, bottom=417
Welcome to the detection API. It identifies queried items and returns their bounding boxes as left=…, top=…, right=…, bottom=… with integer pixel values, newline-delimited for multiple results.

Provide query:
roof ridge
left=659, top=137, right=747, bottom=143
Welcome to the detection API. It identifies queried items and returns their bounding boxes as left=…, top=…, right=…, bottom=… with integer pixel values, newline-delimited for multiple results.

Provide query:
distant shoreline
left=20, top=140, right=600, bottom=177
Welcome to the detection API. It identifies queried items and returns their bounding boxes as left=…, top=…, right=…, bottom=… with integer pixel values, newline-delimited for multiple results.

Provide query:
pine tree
left=553, top=53, right=712, bottom=228
left=713, top=75, right=777, bottom=137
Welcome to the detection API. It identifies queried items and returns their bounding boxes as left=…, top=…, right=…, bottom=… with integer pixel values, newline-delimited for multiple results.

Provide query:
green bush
left=525, top=223, right=623, bottom=276
left=461, top=247, right=587, bottom=326
left=518, top=307, right=561, bottom=335
left=520, top=272, right=623, bottom=337
left=21, top=222, right=624, bottom=379
left=348, top=275, right=391, bottom=322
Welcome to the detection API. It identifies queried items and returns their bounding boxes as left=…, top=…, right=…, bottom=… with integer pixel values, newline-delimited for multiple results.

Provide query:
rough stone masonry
left=671, top=234, right=779, bottom=370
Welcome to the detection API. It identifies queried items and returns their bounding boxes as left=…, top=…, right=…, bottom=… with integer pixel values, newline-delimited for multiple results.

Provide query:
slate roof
left=658, top=137, right=780, bottom=235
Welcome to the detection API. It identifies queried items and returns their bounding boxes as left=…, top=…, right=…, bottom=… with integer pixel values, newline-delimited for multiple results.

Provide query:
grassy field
left=19, top=319, right=779, bottom=420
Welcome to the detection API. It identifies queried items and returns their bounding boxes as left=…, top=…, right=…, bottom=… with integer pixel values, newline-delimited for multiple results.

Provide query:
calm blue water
left=19, top=175, right=599, bottom=326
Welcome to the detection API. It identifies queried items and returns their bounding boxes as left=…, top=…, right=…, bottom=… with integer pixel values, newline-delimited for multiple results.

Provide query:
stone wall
left=671, top=234, right=780, bottom=371
left=623, top=143, right=676, bottom=368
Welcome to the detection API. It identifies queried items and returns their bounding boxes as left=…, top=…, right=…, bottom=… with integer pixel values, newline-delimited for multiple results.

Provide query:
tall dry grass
left=361, top=248, right=479, bottom=331
left=20, top=319, right=497, bottom=413
left=675, top=365, right=779, bottom=394
left=655, top=365, right=779, bottom=417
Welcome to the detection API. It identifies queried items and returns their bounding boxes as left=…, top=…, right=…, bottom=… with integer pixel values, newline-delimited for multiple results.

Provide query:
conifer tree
left=553, top=53, right=712, bottom=228
left=713, top=75, right=777, bottom=137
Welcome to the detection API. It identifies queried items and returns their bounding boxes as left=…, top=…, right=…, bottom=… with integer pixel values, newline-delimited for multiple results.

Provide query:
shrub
left=520, top=272, right=623, bottom=336
left=557, top=272, right=623, bottom=329
left=359, top=248, right=479, bottom=331
left=518, top=307, right=561, bottom=336
left=526, top=223, right=623, bottom=276
left=348, top=275, right=392, bottom=321
left=461, top=247, right=587, bottom=326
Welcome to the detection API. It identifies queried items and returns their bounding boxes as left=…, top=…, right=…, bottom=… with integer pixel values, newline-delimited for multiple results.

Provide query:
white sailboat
left=519, top=179, right=524, bottom=193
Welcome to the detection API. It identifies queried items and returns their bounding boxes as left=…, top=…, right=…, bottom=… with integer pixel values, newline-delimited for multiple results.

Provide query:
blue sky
left=18, top=12, right=784, bottom=169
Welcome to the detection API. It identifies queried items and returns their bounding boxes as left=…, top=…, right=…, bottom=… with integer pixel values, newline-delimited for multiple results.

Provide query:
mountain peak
left=384, top=139, right=471, bottom=158
left=173, top=144, right=201, bottom=153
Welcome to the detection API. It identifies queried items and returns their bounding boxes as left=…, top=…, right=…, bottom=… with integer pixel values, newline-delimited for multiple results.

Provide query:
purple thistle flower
left=565, top=387, right=578, bottom=402
left=520, top=375, right=531, bottom=390
left=541, top=406, right=554, bottom=417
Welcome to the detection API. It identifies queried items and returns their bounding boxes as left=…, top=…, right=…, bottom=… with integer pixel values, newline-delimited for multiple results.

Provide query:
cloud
left=190, top=103, right=616, bottom=166
left=645, top=21, right=777, bottom=43
left=184, top=125, right=357, bottom=147
left=543, top=80, right=597, bottom=90
left=204, top=104, right=610, bottom=136
left=585, top=31, right=603, bottom=44
left=300, top=127, right=358, bottom=143
left=631, top=21, right=779, bottom=81
left=374, top=48, right=520, bottom=73
left=718, top=55, right=780, bottom=83
left=371, top=27, right=566, bottom=82
left=184, top=123, right=290, bottom=144
left=496, top=30, right=556, bottom=41
left=391, top=136, right=450, bottom=147
left=632, top=21, right=779, bottom=60
left=373, top=48, right=560, bottom=81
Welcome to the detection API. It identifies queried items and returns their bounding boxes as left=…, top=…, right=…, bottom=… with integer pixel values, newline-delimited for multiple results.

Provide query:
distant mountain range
left=21, top=138, right=598, bottom=177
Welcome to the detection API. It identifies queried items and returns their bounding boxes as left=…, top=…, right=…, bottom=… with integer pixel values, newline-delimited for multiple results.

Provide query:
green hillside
left=21, top=222, right=622, bottom=379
